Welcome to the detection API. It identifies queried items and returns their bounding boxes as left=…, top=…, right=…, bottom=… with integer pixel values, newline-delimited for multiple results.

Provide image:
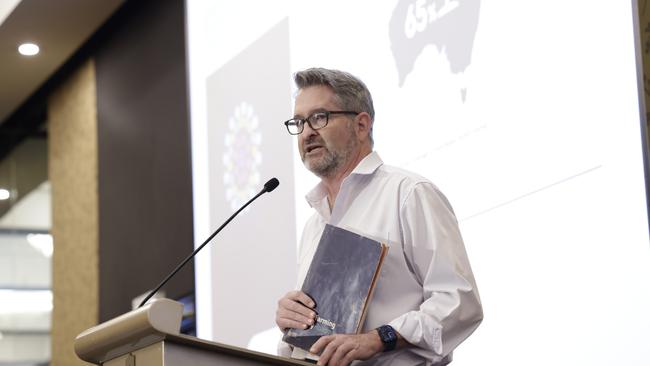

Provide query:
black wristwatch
left=375, top=324, right=398, bottom=352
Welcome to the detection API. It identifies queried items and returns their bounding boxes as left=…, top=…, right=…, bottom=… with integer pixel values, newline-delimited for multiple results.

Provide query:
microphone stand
left=138, top=179, right=278, bottom=308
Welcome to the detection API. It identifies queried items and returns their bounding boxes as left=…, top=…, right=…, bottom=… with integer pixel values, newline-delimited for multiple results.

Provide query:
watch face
left=378, top=325, right=398, bottom=351
left=386, top=328, right=397, bottom=341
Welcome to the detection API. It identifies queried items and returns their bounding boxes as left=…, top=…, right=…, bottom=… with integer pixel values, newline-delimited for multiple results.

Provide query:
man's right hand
left=276, top=290, right=317, bottom=331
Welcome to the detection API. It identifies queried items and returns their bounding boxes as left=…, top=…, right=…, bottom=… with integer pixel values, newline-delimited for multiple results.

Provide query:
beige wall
left=48, top=59, right=99, bottom=366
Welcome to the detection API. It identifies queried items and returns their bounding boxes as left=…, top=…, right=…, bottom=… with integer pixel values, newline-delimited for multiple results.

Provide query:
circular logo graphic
left=223, top=102, right=262, bottom=212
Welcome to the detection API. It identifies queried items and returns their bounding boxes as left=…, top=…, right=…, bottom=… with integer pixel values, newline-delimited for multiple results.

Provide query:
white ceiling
left=0, top=0, right=124, bottom=124
left=0, top=0, right=21, bottom=26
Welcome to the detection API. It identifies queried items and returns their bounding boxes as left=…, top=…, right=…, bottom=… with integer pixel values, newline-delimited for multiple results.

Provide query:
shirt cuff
left=388, top=311, right=443, bottom=355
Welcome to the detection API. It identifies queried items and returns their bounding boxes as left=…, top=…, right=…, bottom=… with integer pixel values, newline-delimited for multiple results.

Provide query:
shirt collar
left=305, top=151, right=384, bottom=209
left=350, top=150, right=383, bottom=176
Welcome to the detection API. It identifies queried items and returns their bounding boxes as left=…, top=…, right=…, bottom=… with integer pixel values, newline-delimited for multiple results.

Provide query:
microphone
left=264, top=177, right=279, bottom=192
left=138, top=177, right=280, bottom=308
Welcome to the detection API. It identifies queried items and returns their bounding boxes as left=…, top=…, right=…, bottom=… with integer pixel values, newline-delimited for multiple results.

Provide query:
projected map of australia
left=390, top=0, right=481, bottom=87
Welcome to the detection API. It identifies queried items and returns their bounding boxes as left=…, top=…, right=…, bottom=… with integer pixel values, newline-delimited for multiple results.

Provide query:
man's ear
left=355, top=112, right=373, bottom=142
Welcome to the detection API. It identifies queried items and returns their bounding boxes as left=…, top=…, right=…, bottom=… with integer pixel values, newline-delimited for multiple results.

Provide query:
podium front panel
left=103, top=342, right=163, bottom=366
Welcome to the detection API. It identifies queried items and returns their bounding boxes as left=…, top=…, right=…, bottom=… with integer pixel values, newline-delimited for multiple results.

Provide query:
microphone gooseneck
left=138, top=177, right=280, bottom=308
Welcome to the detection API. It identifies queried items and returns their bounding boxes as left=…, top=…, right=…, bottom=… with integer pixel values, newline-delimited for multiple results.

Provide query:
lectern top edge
left=74, top=298, right=183, bottom=364
left=73, top=299, right=311, bottom=365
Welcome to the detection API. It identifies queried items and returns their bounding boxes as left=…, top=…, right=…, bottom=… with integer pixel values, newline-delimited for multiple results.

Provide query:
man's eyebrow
left=293, top=108, right=327, bottom=119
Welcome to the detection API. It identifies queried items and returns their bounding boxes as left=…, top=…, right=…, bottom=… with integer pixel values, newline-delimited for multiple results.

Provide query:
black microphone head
left=264, top=178, right=280, bottom=192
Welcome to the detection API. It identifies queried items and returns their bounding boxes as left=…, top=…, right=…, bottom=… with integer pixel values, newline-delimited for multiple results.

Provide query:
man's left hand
left=309, top=331, right=384, bottom=366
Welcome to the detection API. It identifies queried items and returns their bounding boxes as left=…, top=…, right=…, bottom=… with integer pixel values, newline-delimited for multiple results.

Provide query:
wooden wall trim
left=48, top=59, right=99, bottom=366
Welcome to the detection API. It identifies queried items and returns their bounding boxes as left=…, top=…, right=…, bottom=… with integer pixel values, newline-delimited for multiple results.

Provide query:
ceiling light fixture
left=0, top=188, right=10, bottom=200
left=18, top=42, right=39, bottom=56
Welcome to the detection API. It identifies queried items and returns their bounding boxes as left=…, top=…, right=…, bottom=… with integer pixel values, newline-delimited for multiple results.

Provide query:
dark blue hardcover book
left=283, top=224, right=388, bottom=352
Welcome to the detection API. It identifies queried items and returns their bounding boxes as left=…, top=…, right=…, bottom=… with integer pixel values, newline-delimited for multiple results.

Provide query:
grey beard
left=303, top=121, right=359, bottom=178
left=304, top=147, right=343, bottom=178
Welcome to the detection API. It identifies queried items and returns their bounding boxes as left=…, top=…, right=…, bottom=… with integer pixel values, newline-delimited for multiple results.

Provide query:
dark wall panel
left=95, top=0, right=194, bottom=321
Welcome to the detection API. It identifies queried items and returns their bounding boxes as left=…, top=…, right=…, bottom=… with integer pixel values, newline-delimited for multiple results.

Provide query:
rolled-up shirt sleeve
left=389, top=182, right=483, bottom=357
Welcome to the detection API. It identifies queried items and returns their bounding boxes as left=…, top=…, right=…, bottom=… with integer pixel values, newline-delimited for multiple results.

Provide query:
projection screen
left=187, top=1, right=650, bottom=364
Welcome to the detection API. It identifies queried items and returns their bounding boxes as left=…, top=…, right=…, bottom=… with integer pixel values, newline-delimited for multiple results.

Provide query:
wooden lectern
left=74, top=299, right=311, bottom=366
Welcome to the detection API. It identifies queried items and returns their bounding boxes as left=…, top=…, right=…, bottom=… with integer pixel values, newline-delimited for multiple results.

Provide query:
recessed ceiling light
left=18, top=42, right=39, bottom=56
left=0, top=188, right=10, bottom=200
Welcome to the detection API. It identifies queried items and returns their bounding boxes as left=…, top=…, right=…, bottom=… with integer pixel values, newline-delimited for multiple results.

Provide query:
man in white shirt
left=276, top=68, right=482, bottom=366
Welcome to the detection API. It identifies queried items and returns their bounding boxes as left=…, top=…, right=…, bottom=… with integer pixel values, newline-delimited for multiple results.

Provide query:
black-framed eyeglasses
left=284, top=110, right=359, bottom=135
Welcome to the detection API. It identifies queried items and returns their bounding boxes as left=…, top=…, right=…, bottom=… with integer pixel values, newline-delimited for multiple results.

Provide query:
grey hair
left=294, top=68, right=375, bottom=145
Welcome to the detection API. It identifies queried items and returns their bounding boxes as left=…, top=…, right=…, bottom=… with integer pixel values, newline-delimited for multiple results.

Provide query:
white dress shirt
left=280, top=151, right=483, bottom=365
